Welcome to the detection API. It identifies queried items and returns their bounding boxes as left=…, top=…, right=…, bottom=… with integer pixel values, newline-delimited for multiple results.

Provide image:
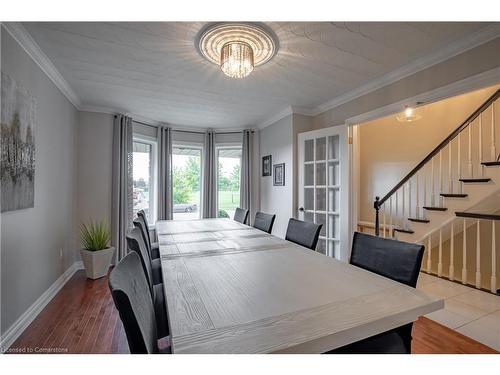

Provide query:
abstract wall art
left=1, top=72, right=36, bottom=212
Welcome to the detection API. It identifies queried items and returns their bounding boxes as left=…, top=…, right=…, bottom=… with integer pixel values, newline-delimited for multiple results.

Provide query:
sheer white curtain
left=157, top=126, right=173, bottom=220
left=202, top=130, right=217, bottom=218
left=111, top=114, right=133, bottom=262
left=240, top=129, right=254, bottom=224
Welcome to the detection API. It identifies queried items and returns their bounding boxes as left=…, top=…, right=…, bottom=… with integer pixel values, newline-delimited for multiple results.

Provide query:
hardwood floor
left=8, top=270, right=128, bottom=354
left=7, top=270, right=498, bottom=354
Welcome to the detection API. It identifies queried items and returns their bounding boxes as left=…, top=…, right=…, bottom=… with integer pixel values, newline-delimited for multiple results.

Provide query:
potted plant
left=79, top=220, right=114, bottom=279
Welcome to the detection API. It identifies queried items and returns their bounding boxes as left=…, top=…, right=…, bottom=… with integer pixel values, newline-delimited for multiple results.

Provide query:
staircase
left=374, top=89, right=500, bottom=294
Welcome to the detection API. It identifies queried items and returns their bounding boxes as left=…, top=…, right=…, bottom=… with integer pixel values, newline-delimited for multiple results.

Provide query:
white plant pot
left=80, top=247, right=115, bottom=279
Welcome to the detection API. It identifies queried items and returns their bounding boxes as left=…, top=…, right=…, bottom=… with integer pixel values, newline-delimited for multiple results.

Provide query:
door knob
left=298, top=207, right=304, bottom=212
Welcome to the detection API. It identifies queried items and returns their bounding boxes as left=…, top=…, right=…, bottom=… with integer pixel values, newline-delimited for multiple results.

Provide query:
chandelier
left=197, top=23, right=278, bottom=79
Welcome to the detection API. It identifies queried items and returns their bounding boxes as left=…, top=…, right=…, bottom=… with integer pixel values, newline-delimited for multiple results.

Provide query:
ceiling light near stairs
left=397, top=106, right=422, bottom=123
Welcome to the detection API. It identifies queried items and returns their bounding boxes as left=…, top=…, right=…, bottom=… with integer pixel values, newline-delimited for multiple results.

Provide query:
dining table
left=156, top=218, right=443, bottom=354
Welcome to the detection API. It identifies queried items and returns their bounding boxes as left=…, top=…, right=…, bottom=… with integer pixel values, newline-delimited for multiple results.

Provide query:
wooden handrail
left=376, top=88, right=500, bottom=210
left=455, top=212, right=500, bottom=220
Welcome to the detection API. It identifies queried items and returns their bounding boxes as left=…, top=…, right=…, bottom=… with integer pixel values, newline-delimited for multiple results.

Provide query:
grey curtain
left=240, top=130, right=253, bottom=224
left=111, top=114, right=133, bottom=262
left=202, top=130, right=217, bottom=218
left=157, top=126, right=173, bottom=220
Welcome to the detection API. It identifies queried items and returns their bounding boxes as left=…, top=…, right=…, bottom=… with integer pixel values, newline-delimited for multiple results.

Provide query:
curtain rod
left=126, top=118, right=251, bottom=135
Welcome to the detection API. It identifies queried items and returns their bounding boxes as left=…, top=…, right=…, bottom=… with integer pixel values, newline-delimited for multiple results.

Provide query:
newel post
left=374, top=196, right=380, bottom=236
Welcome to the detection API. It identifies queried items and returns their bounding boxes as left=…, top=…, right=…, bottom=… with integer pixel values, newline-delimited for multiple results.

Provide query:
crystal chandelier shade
left=220, top=42, right=254, bottom=79
left=197, top=23, right=278, bottom=79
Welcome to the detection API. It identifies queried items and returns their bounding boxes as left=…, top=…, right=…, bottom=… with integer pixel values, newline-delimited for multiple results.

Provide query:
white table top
left=157, top=218, right=443, bottom=353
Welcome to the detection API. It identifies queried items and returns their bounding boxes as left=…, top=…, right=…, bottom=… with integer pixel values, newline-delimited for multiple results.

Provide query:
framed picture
left=1, top=72, right=36, bottom=213
left=273, top=163, right=285, bottom=186
left=262, top=155, right=272, bottom=176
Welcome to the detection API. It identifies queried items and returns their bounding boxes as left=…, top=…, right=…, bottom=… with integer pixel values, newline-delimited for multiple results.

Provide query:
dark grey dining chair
left=137, top=210, right=160, bottom=258
left=253, top=212, right=276, bottom=234
left=131, top=221, right=162, bottom=285
left=134, top=215, right=160, bottom=259
left=126, top=227, right=168, bottom=338
left=108, top=252, right=170, bottom=354
left=234, top=207, right=249, bottom=224
left=285, top=218, right=322, bottom=250
left=327, top=232, right=425, bottom=354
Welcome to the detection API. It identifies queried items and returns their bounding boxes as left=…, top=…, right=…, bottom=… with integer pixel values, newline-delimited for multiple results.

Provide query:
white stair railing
left=372, top=90, right=500, bottom=294
left=421, top=216, right=499, bottom=294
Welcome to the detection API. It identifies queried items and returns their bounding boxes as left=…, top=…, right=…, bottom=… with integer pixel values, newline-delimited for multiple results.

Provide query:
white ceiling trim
left=82, top=104, right=254, bottom=132
left=311, top=23, right=500, bottom=117
left=256, top=106, right=293, bottom=129
left=2, top=22, right=82, bottom=109
left=256, top=105, right=315, bottom=130
left=346, top=66, right=500, bottom=126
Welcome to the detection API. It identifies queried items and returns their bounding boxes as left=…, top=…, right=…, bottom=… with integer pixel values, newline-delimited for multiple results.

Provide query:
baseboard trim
left=0, top=261, right=84, bottom=352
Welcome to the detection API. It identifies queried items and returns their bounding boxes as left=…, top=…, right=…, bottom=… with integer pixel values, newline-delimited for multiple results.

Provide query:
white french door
left=298, top=125, right=349, bottom=261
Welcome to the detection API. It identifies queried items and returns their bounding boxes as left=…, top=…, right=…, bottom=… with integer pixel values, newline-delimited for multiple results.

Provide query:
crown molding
left=81, top=105, right=256, bottom=132
left=256, top=106, right=293, bottom=129
left=2, top=22, right=82, bottom=109
left=312, top=23, right=500, bottom=117
left=256, top=105, right=316, bottom=129
left=345, top=66, right=500, bottom=126
left=81, top=105, right=165, bottom=127
left=79, top=105, right=119, bottom=115
left=290, top=106, right=315, bottom=116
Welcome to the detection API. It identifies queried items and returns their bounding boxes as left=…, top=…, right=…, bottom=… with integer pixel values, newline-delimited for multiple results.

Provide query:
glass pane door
left=301, top=134, right=341, bottom=258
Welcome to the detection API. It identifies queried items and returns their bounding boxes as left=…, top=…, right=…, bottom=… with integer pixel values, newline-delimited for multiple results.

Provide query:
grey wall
left=1, top=29, right=79, bottom=334
left=259, top=115, right=294, bottom=238
left=77, top=112, right=114, bottom=229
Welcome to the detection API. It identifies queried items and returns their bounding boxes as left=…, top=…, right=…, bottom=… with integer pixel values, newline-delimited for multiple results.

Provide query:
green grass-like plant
left=80, top=220, right=111, bottom=251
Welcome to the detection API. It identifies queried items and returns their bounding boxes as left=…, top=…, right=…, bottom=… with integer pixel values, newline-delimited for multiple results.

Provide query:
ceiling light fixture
left=397, top=106, right=422, bottom=123
left=197, top=23, right=278, bottom=79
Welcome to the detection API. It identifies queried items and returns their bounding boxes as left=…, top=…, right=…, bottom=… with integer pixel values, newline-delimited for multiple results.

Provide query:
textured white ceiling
left=23, top=22, right=494, bottom=128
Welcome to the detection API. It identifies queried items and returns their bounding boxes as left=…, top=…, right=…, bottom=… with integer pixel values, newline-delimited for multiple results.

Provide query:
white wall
left=259, top=115, right=294, bottom=238
left=1, top=29, right=79, bottom=334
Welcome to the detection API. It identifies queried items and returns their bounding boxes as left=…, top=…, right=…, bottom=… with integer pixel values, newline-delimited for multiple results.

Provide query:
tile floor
left=417, top=272, right=500, bottom=351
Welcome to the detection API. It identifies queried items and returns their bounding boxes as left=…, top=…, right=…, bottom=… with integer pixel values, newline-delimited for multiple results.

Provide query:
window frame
left=132, top=135, right=158, bottom=227
left=216, top=144, right=243, bottom=218
left=172, top=141, right=204, bottom=220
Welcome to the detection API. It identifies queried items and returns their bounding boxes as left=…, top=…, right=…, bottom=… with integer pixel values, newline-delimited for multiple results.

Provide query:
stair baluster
left=438, top=228, right=443, bottom=277
left=462, top=218, right=468, bottom=285
left=431, top=157, right=435, bottom=206
left=448, top=141, right=453, bottom=193
left=449, top=220, right=455, bottom=281
left=389, top=196, right=393, bottom=238
left=468, top=123, right=473, bottom=177
left=476, top=220, right=481, bottom=289
left=395, top=190, right=399, bottom=234
left=491, top=221, right=497, bottom=294
left=382, top=203, right=386, bottom=238
left=491, top=101, right=496, bottom=161
left=402, top=185, right=405, bottom=231
left=458, top=131, right=463, bottom=194
left=427, top=235, right=432, bottom=273
left=415, top=172, right=420, bottom=219
left=479, top=112, right=484, bottom=177
left=423, top=165, right=427, bottom=216
left=439, top=150, right=443, bottom=206
left=408, top=180, right=412, bottom=223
